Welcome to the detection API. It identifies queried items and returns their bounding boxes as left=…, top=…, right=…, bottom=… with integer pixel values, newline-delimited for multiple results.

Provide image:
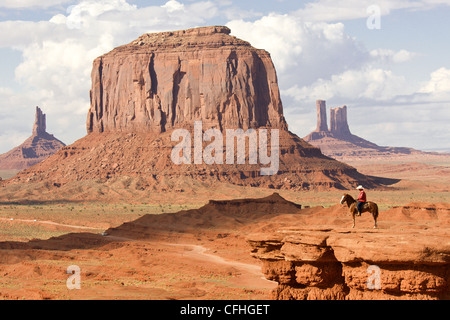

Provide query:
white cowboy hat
left=356, top=185, right=364, bottom=190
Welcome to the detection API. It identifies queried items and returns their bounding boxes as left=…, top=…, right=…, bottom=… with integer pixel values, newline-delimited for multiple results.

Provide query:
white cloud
left=228, top=14, right=304, bottom=72
left=227, top=14, right=370, bottom=88
left=161, top=0, right=185, bottom=13
left=293, top=0, right=394, bottom=22
left=0, top=20, right=69, bottom=50
left=283, top=63, right=450, bottom=151
left=15, top=35, right=114, bottom=110
left=284, top=67, right=410, bottom=104
left=419, top=67, right=450, bottom=96
left=370, top=49, right=418, bottom=64
left=349, top=101, right=450, bottom=150
left=0, top=85, right=42, bottom=152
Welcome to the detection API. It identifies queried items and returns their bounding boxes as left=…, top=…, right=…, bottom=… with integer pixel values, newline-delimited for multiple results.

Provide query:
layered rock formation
left=0, top=107, right=65, bottom=170
left=2, top=27, right=383, bottom=198
left=248, top=224, right=450, bottom=300
left=246, top=199, right=450, bottom=300
left=304, top=100, right=441, bottom=160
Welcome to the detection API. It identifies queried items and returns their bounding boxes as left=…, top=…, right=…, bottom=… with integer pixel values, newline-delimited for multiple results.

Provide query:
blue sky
left=0, top=0, right=449, bottom=153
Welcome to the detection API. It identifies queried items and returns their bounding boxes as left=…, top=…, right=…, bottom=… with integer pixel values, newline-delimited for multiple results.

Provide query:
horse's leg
left=372, top=205, right=379, bottom=229
left=373, top=212, right=378, bottom=229
left=349, top=206, right=356, bottom=228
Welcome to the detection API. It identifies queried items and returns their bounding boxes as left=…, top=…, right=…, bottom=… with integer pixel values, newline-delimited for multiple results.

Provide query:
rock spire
left=303, top=100, right=430, bottom=159
left=32, top=106, right=47, bottom=136
left=330, top=105, right=351, bottom=138
left=0, top=106, right=65, bottom=171
left=315, top=100, right=329, bottom=132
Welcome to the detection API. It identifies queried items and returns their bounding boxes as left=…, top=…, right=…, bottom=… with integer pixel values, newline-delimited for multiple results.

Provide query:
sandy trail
left=105, top=237, right=277, bottom=290
left=0, top=217, right=100, bottom=230
left=162, top=242, right=277, bottom=290
left=1, top=218, right=276, bottom=293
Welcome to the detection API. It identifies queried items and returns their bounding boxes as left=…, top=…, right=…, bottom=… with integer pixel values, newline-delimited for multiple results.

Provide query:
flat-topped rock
left=128, top=26, right=247, bottom=49
left=248, top=224, right=450, bottom=299
left=87, top=26, right=287, bottom=134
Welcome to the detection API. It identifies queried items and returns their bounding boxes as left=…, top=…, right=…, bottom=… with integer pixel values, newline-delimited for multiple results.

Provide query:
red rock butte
left=303, top=100, right=444, bottom=159
left=2, top=27, right=383, bottom=198
left=87, top=25, right=287, bottom=134
left=0, top=107, right=65, bottom=170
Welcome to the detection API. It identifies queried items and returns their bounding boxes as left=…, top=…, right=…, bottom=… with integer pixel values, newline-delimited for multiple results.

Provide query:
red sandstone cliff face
left=315, top=100, right=328, bottom=133
left=248, top=205, right=450, bottom=300
left=0, top=107, right=65, bottom=170
left=87, top=26, right=287, bottom=134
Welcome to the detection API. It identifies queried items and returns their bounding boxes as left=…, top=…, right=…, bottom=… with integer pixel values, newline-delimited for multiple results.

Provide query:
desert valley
left=0, top=26, right=448, bottom=302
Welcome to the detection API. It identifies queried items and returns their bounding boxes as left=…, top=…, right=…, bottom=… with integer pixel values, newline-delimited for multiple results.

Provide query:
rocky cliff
left=248, top=221, right=450, bottom=300
left=0, top=107, right=65, bottom=170
left=87, top=26, right=287, bottom=134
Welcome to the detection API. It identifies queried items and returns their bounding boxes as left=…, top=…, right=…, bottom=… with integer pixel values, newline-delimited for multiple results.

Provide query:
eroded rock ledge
left=248, top=228, right=449, bottom=300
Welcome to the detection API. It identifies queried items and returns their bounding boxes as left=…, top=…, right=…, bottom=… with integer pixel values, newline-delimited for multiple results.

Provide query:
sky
left=0, top=0, right=449, bottom=154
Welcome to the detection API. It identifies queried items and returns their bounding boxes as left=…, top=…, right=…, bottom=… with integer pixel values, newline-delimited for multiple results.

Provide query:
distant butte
left=304, top=100, right=447, bottom=160
left=0, top=107, right=66, bottom=170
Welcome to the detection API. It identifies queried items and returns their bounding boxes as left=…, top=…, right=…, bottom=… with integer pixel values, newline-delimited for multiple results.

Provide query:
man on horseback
left=340, top=190, right=378, bottom=229
left=356, top=185, right=366, bottom=216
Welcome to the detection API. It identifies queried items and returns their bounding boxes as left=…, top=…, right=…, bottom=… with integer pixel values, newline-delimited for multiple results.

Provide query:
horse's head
left=340, top=194, right=350, bottom=204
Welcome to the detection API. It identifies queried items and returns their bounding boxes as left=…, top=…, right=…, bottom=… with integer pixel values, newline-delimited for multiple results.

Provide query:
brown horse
left=340, top=194, right=379, bottom=229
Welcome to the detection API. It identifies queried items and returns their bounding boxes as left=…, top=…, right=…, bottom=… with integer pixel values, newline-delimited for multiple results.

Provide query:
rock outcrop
left=304, top=100, right=331, bottom=141
left=330, top=105, right=351, bottom=139
left=316, top=100, right=329, bottom=133
left=1, top=27, right=384, bottom=199
left=248, top=225, right=450, bottom=299
left=0, top=107, right=65, bottom=171
left=246, top=200, right=450, bottom=300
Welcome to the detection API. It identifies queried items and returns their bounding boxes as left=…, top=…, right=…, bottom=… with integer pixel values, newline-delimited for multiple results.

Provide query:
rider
left=356, top=185, right=366, bottom=216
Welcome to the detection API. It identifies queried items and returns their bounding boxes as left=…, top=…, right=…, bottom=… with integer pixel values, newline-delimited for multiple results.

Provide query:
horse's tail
left=374, top=203, right=379, bottom=219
